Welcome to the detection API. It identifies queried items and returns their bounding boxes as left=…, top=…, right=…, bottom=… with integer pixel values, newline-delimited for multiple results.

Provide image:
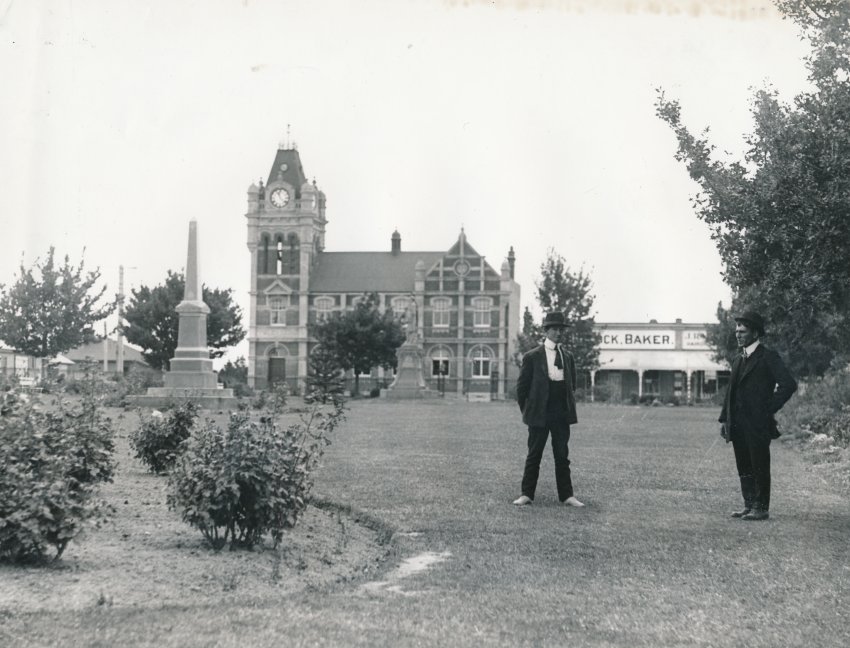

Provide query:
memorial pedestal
left=382, top=339, right=435, bottom=400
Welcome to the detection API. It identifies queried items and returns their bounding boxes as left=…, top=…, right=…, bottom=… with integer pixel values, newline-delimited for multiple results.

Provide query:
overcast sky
left=1, top=0, right=812, bottom=360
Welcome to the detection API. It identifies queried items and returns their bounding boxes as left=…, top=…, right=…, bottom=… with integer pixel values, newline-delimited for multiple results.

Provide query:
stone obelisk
left=132, top=220, right=236, bottom=408
left=163, top=220, right=217, bottom=390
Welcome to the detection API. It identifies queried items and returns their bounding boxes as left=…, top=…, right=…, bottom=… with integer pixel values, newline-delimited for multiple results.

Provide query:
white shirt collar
left=744, top=340, right=760, bottom=356
left=544, top=339, right=558, bottom=350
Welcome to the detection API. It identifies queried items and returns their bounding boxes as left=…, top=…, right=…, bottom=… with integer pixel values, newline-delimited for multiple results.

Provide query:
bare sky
left=0, top=0, right=812, bottom=360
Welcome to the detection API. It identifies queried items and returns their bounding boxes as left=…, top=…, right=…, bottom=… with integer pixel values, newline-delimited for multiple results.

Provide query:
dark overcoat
left=719, top=344, right=797, bottom=443
left=516, top=344, right=578, bottom=427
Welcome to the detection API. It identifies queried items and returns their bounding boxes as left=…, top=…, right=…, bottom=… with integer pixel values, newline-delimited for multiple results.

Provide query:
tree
left=0, top=247, right=114, bottom=357
left=516, top=250, right=601, bottom=385
left=656, top=1, right=850, bottom=377
left=310, top=292, right=405, bottom=395
left=218, top=356, right=248, bottom=387
left=305, top=345, right=345, bottom=404
left=122, top=271, right=246, bottom=371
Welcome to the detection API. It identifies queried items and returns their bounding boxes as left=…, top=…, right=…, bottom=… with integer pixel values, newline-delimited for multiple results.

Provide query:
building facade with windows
left=245, top=145, right=522, bottom=399
left=591, top=320, right=730, bottom=402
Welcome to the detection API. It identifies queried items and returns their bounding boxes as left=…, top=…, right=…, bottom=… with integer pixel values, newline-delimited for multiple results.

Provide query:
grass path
left=6, top=402, right=849, bottom=647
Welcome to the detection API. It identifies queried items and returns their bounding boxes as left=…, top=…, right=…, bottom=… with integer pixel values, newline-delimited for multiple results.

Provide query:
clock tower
left=245, top=144, right=327, bottom=389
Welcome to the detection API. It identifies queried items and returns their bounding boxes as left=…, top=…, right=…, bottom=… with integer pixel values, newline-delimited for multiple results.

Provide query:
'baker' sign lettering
left=599, top=330, right=676, bottom=349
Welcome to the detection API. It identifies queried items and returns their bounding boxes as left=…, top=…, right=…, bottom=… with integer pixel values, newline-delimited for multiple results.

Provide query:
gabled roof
left=64, top=338, right=148, bottom=365
left=310, top=252, right=444, bottom=293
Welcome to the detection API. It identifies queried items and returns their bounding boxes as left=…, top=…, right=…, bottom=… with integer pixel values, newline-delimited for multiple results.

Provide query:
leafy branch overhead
left=122, top=270, right=246, bottom=371
left=655, top=0, right=850, bottom=377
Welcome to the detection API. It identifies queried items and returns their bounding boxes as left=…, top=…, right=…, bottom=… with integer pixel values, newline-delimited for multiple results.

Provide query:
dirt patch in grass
left=0, top=407, right=394, bottom=615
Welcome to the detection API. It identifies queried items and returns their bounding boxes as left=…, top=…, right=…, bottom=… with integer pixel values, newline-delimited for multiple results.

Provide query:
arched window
left=431, top=297, right=450, bottom=328
left=275, top=235, right=284, bottom=275
left=472, top=297, right=492, bottom=328
left=260, top=233, right=271, bottom=274
left=469, top=345, right=493, bottom=378
left=430, top=346, right=452, bottom=377
left=287, top=232, right=299, bottom=274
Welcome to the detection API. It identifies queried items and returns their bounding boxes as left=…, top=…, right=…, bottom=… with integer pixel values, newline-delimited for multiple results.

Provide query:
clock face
left=270, top=188, right=290, bottom=208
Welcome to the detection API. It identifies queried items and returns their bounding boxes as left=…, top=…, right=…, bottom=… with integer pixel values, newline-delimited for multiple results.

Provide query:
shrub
left=779, top=368, right=850, bottom=445
left=232, top=382, right=253, bottom=398
left=251, top=383, right=288, bottom=412
left=102, top=368, right=164, bottom=408
left=131, top=401, right=199, bottom=474
left=167, top=399, right=345, bottom=550
left=0, top=382, right=115, bottom=563
left=592, top=383, right=614, bottom=403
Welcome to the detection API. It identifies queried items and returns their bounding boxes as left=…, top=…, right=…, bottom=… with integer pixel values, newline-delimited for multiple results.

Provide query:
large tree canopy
left=123, top=271, right=245, bottom=370
left=516, top=250, right=601, bottom=381
left=0, top=247, right=114, bottom=357
left=310, top=292, right=405, bottom=394
left=656, top=0, right=850, bottom=377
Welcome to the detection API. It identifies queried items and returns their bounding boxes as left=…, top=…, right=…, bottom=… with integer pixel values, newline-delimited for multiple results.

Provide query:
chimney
left=391, top=229, right=401, bottom=255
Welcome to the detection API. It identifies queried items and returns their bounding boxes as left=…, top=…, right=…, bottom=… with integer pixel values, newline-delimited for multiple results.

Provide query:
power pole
left=117, top=265, right=125, bottom=375
left=103, top=321, right=108, bottom=372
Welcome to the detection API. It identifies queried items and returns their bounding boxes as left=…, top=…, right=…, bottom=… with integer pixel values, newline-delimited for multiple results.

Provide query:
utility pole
left=103, top=321, right=108, bottom=372
left=117, top=265, right=125, bottom=375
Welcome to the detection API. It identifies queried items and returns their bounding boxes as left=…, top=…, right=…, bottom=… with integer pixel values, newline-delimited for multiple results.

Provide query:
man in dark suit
left=513, top=311, right=584, bottom=507
left=719, top=311, right=797, bottom=521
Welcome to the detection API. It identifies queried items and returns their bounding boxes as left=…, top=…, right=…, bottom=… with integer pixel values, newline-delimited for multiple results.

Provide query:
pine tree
left=305, top=345, right=345, bottom=404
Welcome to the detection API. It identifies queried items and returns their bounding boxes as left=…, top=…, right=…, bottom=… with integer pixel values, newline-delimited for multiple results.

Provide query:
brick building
left=245, top=145, right=521, bottom=399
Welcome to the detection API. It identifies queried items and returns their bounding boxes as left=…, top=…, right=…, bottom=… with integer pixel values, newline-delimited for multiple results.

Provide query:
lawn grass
left=3, top=401, right=849, bottom=647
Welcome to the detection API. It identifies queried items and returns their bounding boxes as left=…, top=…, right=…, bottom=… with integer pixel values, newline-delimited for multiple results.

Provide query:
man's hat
left=542, top=311, right=570, bottom=329
left=734, top=310, right=766, bottom=336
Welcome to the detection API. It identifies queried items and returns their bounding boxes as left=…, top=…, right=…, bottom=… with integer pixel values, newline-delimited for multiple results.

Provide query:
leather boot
left=742, top=507, right=769, bottom=521
left=731, top=475, right=756, bottom=518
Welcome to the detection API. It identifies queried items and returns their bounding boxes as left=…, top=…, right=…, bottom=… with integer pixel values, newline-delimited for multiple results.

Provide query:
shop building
left=591, top=320, right=730, bottom=402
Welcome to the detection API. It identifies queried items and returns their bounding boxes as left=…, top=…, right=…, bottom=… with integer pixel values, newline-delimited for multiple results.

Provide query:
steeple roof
left=267, top=147, right=308, bottom=198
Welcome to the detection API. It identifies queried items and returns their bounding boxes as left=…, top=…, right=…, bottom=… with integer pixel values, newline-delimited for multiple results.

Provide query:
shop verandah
left=591, top=367, right=730, bottom=403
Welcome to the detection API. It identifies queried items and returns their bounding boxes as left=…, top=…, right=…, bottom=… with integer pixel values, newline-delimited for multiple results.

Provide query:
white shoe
left=512, top=495, right=533, bottom=506
left=563, top=496, right=585, bottom=508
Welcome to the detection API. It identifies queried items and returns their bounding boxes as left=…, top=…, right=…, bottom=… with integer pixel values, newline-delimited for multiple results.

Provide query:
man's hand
left=720, top=423, right=730, bottom=442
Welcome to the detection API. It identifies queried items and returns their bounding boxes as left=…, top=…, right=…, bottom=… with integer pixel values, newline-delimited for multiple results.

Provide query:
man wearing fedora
left=719, top=311, right=797, bottom=521
left=513, top=311, right=584, bottom=508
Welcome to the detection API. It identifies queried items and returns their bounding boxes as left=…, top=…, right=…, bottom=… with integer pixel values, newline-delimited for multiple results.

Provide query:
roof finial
left=287, top=123, right=291, bottom=149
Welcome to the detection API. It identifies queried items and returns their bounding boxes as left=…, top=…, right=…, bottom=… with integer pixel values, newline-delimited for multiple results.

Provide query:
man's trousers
left=731, top=432, right=771, bottom=511
left=520, top=421, right=573, bottom=502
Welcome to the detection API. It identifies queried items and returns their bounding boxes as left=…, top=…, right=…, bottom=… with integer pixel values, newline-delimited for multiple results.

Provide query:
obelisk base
left=128, top=387, right=238, bottom=410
